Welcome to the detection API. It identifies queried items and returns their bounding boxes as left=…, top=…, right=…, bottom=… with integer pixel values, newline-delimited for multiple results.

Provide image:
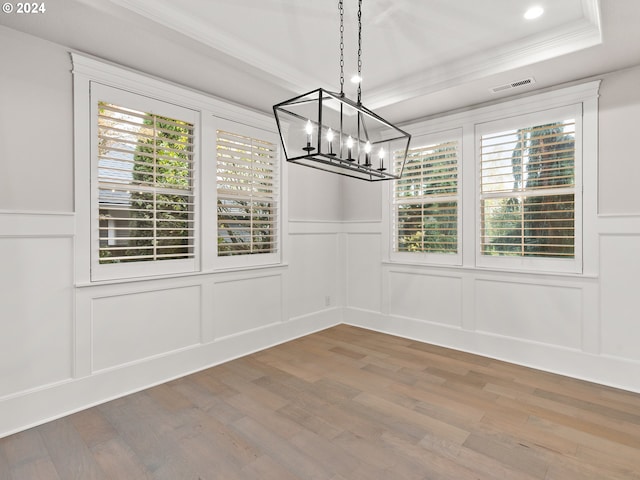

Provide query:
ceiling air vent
left=490, top=77, right=536, bottom=94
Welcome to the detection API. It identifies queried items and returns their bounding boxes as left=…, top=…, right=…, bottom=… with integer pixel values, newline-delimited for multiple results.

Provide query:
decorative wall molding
left=0, top=211, right=74, bottom=237
left=287, top=220, right=344, bottom=235
left=345, top=308, right=640, bottom=394
left=0, top=309, right=340, bottom=439
left=597, top=214, right=640, bottom=234
left=288, top=220, right=381, bottom=235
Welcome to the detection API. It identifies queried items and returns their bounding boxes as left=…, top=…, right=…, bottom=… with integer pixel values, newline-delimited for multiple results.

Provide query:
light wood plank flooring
left=2, top=325, right=640, bottom=479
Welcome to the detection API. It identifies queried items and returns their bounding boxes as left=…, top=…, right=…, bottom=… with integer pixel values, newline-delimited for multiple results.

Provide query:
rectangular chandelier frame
left=273, top=88, right=411, bottom=181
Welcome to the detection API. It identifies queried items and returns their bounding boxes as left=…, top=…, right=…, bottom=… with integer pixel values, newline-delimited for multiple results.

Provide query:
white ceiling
left=2, top=0, right=640, bottom=123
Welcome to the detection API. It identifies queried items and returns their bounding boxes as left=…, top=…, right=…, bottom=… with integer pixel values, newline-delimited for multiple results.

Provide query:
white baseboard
left=0, top=309, right=341, bottom=439
left=344, top=307, right=640, bottom=394
left=3, top=305, right=639, bottom=439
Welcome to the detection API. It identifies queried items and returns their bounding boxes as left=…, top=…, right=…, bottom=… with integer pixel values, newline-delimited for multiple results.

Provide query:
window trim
left=89, top=83, right=200, bottom=282
left=72, top=53, right=282, bottom=284
left=475, top=104, right=583, bottom=274
left=390, top=128, right=463, bottom=266
left=212, top=117, right=281, bottom=270
left=383, top=81, right=599, bottom=276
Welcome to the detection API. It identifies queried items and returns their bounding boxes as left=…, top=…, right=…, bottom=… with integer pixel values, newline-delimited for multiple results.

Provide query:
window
left=215, top=120, right=280, bottom=268
left=476, top=106, right=581, bottom=272
left=73, top=54, right=283, bottom=282
left=385, top=82, right=597, bottom=274
left=89, top=83, right=199, bottom=281
left=97, top=103, right=195, bottom=263
left=392, top=131, right=461, bottom=264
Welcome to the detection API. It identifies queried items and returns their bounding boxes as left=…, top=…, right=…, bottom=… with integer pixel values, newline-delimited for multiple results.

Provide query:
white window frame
left=72, top=53, right=282, bottom=284
left=390, top=128, right=463, bottom=266
left=384, top=81, right=599, bottom=276
left=213, top=117, right=281, bottom=270
left=89, top=83, right=200, bottom=281
left=475, top=105, right=583, bottom=274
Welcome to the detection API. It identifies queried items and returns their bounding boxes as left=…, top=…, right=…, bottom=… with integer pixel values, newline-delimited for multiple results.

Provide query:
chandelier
left=273, top=0, right=411, bottom=181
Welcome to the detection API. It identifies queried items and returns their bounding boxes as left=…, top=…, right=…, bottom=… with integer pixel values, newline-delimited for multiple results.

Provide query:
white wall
left=344, top=64, right=640, bottom=394
left=0, top=26, right=343, bottom=438
left=0, top=27, right=73, bottom=213
left=598, top=65, right=640, bottom=215
left=596, top=65, right=640, bottom=367
left=0, top=28, right=76, bottom=410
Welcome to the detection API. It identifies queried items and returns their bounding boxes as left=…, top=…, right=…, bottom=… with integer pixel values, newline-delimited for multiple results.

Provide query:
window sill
left=382, top=260, right=598, bottom=281
left=75, top=263, right=289, bottom=288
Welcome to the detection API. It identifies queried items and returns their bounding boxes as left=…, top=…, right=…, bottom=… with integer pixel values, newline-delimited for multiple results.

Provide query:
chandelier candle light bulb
left=364, top=141, right=372, bottom=166
left=378, top=147, right=386, bottom=171
left=326, top=128, right=335, bottom=155
left=304, top=120, right=314, bottom=151
left=347, top=136, right=354, bottom=160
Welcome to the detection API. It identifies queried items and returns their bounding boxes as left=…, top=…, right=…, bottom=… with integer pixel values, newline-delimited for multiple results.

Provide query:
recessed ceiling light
left=524, top=5, right=544, bottom=20
left=350, top=74, right=362, bottom=84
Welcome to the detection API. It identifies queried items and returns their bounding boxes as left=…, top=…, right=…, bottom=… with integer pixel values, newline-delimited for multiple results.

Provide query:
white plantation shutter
left=75, top=57, right=289, bottom=283
left=393, top=134, right=460, bottom=259
left=217, top=129, right=278, bottom=258
left=97, top=101, right=196, bottom=266
left=479, top=113, right=577, bottom=260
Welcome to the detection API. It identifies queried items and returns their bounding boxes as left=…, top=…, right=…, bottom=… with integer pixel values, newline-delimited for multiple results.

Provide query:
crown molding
left=107, top=0, right=331, bottom=93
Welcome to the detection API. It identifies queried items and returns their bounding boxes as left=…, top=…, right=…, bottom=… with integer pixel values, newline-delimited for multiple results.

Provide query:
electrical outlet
left=325, top=296, right=331, bottom=306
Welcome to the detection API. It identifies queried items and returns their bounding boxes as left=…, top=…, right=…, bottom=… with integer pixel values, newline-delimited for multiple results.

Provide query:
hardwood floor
left=2, top=325, right=640, bottom=479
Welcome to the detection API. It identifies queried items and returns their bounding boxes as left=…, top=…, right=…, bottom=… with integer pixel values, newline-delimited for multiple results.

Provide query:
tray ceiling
left=107, top=0, right=601, bottom=108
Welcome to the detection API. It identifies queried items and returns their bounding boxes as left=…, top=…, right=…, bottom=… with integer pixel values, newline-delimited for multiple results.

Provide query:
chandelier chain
left=339, top=0, right=345, bottom=95
left=357, top=0, right=362, bottom=104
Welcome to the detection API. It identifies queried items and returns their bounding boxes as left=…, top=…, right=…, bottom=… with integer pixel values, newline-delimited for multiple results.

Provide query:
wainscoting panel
left=600, top=234, right=640, bottom=361
left=91, top=285, right=202, bottom=372
left=388, top=270, right=463, bottom=328
left=347, top=233, right=383, bottom=312
left=0, top=218, right=341, bottom=438
left=288, top=227, right=341, bottom=318
left=475, top=278, right=583, bottom=349
left=0, top=236, right=74, bottom=397
left=213, top=273, right=283, bottom=339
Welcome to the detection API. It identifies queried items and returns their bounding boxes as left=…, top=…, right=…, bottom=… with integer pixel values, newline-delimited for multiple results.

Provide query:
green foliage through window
left=97, top=102, right=195, bottom=264
left=480, top=120, right=576, bottom=258
left=394, top=139, right=459, bottom=254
